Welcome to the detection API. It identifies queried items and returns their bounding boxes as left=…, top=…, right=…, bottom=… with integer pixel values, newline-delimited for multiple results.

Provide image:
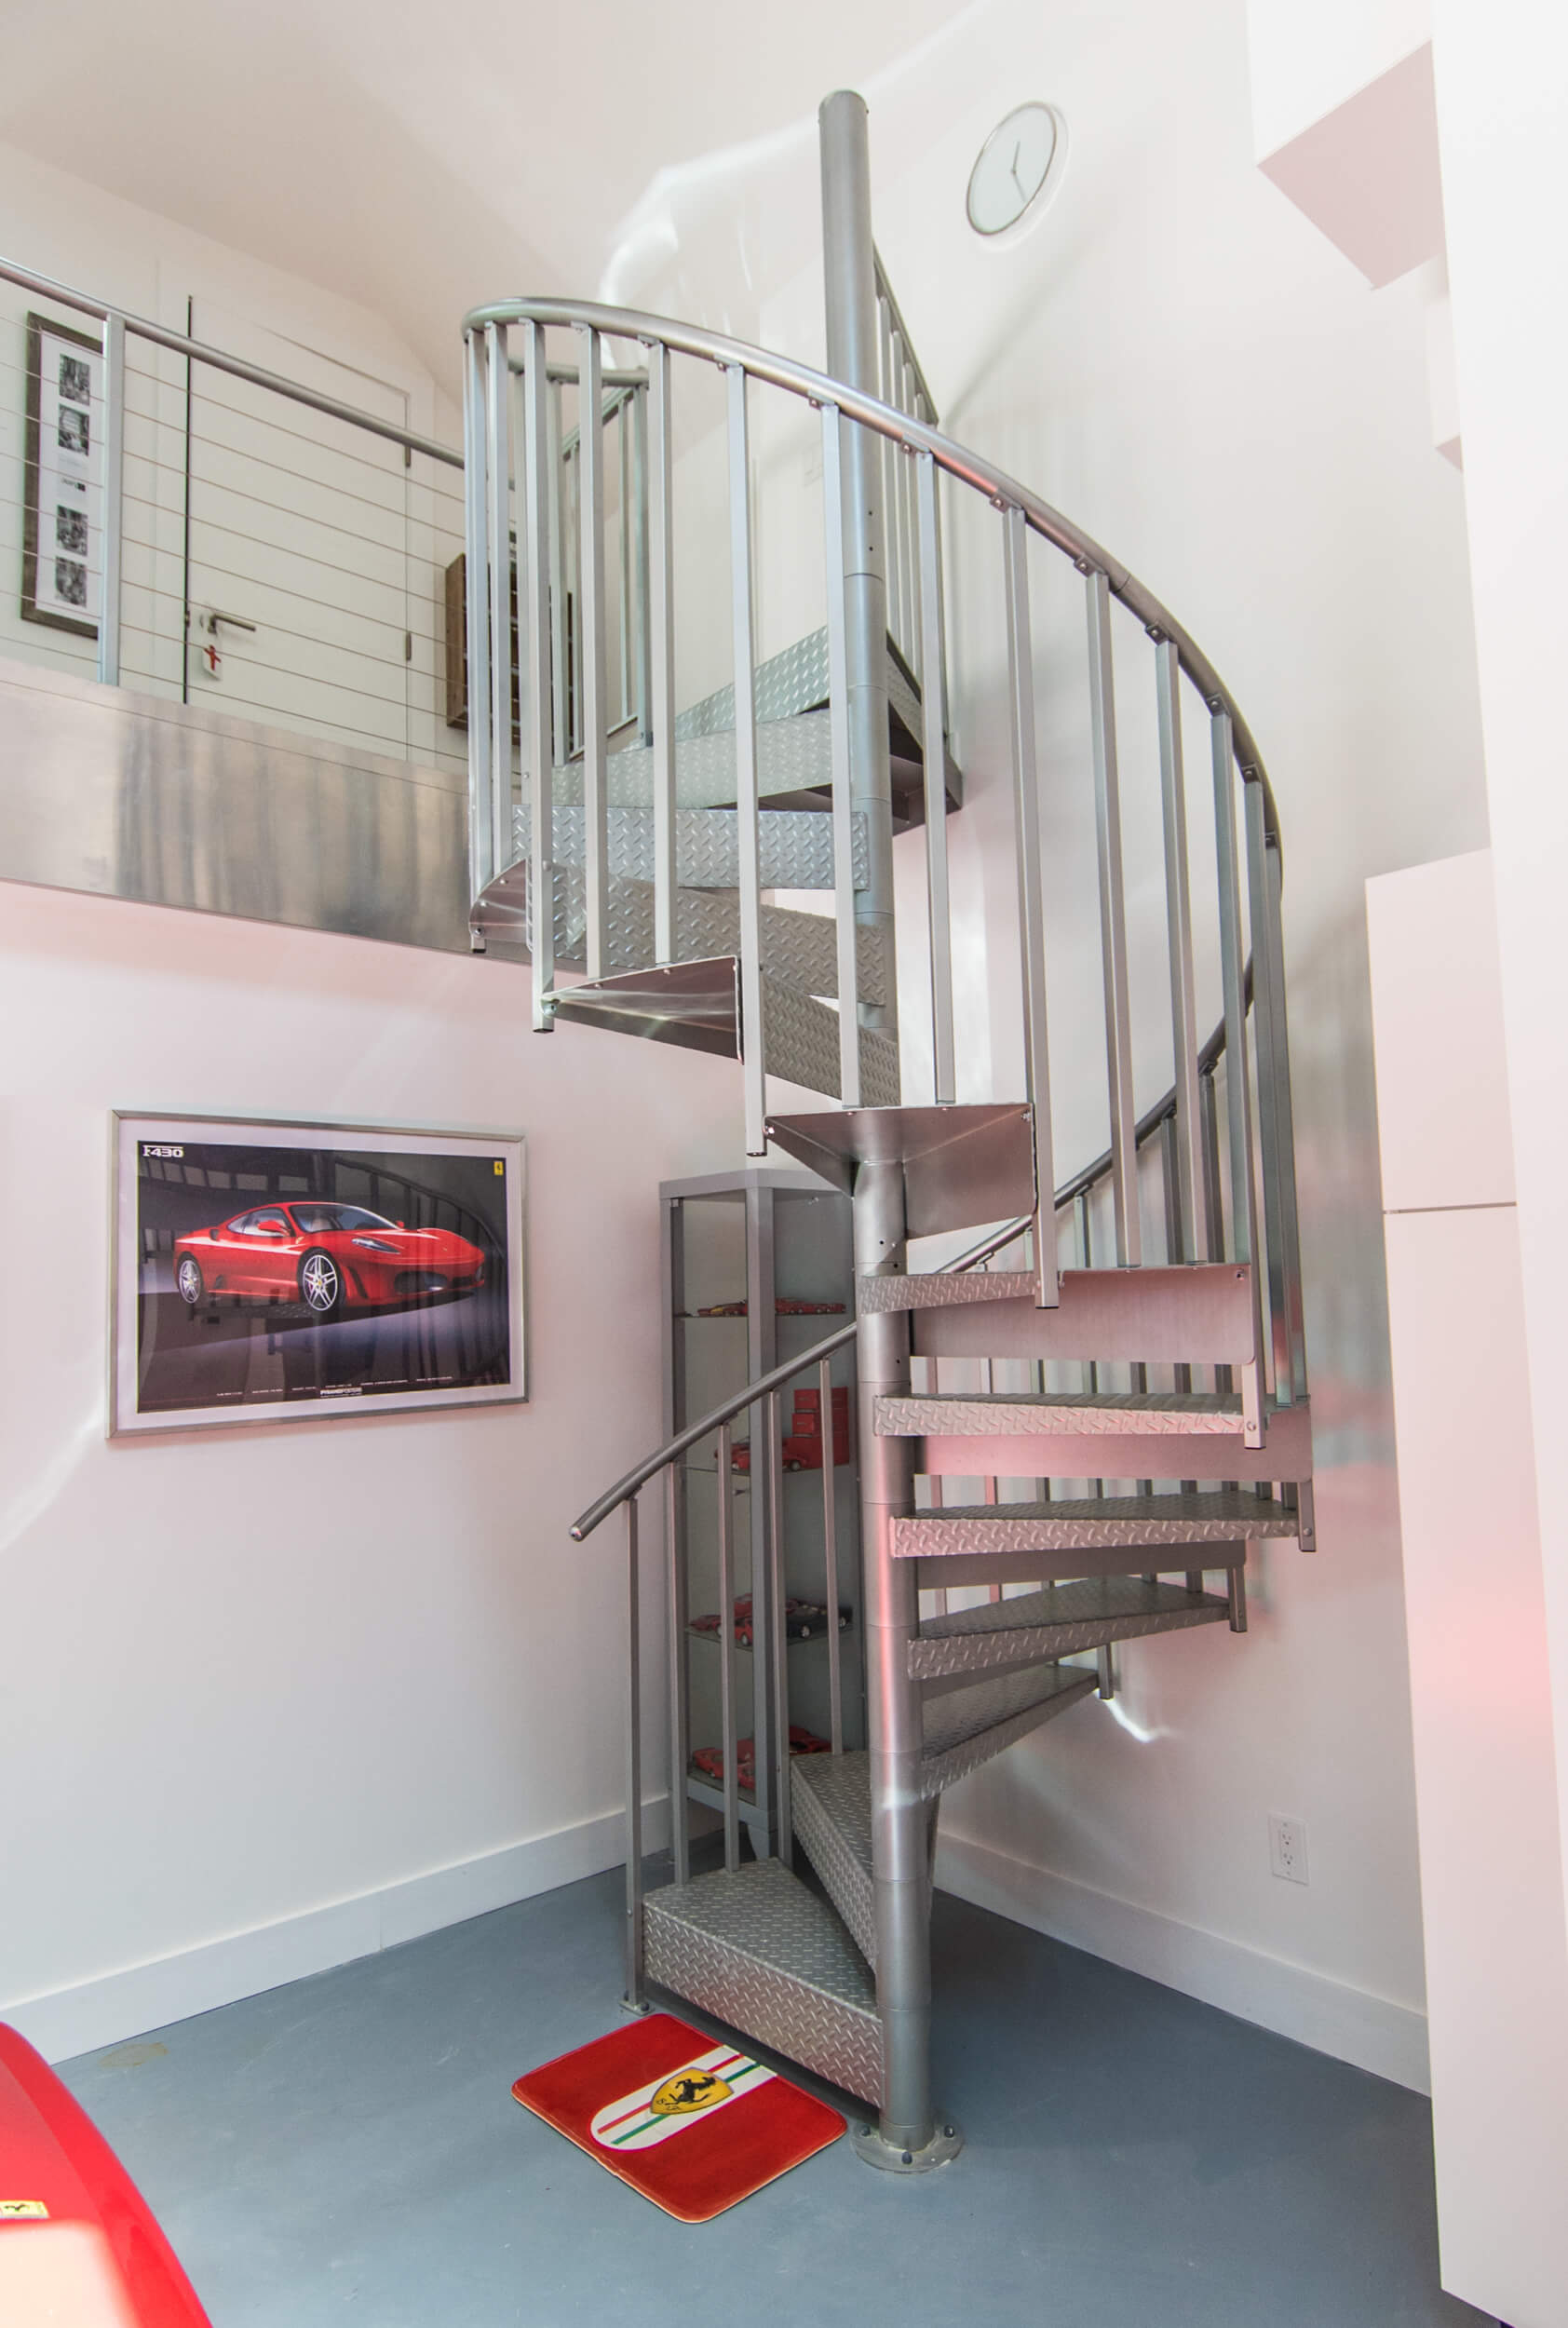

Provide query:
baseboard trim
left=6, top=1798, right=670, bottom=2066
left=936, top=1825, right=1430, bottom=2094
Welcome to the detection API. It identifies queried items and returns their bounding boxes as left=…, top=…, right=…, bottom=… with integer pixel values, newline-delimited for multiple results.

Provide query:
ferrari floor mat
left=511, top=2011, right=845, bottom=2222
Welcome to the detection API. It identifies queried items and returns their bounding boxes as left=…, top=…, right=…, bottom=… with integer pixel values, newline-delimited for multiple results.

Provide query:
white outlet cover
left=1269, top=1813, right=1309, bottom=1885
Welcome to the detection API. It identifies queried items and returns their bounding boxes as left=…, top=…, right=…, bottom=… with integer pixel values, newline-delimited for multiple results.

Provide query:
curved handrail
left=462, top=294, right=1280, bottom=846
left=571, top=1320, right=858, bottom=1541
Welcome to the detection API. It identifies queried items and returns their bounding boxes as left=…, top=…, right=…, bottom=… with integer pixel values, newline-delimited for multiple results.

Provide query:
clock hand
left=1011, top=141, right=1025, bottom=195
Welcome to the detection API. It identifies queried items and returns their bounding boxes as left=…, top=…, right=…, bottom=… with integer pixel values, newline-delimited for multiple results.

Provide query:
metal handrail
left=461, top=293, right=1282, bottom=847
left=570, top=1318, right=857, bottom=1541
left=5, top=254, right=462, bottom=467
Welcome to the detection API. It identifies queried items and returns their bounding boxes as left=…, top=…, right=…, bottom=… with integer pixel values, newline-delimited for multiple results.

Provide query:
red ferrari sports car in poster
left=112, top=1114, right=525, bottom=1435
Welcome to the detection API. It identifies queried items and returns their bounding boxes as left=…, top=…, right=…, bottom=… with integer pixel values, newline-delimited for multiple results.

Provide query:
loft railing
left=872, top=247, right=939, bottom=682
left=0, top=253, right=471, bottom=772
left=460, top=295, right=1305, bottom=1441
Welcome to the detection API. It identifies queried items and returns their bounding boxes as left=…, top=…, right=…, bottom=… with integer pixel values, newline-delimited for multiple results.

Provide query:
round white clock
left=966, top=102, right=1066, bottom=238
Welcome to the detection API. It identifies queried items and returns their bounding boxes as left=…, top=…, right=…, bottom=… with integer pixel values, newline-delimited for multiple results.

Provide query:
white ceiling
left=0, top=0, right=968, bottom=382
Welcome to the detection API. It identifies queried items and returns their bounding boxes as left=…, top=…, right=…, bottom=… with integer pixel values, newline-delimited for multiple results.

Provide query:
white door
left=183, top=302, right=412, bottom=761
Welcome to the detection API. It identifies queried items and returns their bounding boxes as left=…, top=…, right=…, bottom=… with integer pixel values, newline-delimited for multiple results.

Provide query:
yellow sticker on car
left=0, top=2199, right=49, bottom=2217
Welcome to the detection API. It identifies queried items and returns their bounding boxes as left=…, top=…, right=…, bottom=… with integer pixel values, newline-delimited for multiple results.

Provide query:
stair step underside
left=642, top=1858, right=881, bottom=2105
left=791, top=1752, right=875, bottom=1966
left=919, top=1661, right=1097, bottom=1794
left=911, top=1576, right=1231, bottom=1681
left=507, top=800, right=870, bottom=890
left=545, top=954, right=900, bottom=1107
left=893, top=1490, right=1301, bottom=1560
left=501, top=861, right=887, bottom=1004
left=877, top=1389, right=1246, bottom=1438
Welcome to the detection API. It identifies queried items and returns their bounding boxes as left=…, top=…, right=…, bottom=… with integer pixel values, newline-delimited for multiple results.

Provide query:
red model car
left=172, top=1202, right=485, bottom=1319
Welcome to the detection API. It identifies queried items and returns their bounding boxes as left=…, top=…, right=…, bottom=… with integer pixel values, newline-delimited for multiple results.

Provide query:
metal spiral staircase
left=462, top=92, right=1312, bottom=2172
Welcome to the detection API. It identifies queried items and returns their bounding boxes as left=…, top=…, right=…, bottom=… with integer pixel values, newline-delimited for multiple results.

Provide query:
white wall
left=613, top=0, right=1489, bottom=2084
left=1368, top=848, right=1568, bottom=2328
left=0, top=880, right=746, bottom=2060
left=1432, top=2, right=1568, bottom=1954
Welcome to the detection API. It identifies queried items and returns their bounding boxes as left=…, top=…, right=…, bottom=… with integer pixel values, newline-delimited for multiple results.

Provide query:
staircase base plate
left=850, top=2117, right=965, bottom=2173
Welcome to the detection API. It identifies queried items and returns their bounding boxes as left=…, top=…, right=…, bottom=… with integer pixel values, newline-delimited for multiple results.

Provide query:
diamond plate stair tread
left=551, top=710, right=835, bottom=809
left=791, top=1753, right=874, bottom=1967
left=877, top=1389, right=1246, bottom=1439
left=669, top=628, right=957, bottom=812
left=642, top=1858, right=881, bottom=2105
left=918, top=1662, right=1097, bottom=1795
left=512, top=863, right=887, bottom=1004
left=910, top=1577, right=1229, bottom=1679
left=860, top=1270, right=1035, bottom=1312
left=763, top=980, right=900, bottom=1106
left=893, top=1491, right=1300, bottom=1558
left=507, top=801, right=869, bottom=891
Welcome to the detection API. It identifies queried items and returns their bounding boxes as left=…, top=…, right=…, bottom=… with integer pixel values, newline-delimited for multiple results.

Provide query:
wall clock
left=966, top=102, right=1067, bottom=238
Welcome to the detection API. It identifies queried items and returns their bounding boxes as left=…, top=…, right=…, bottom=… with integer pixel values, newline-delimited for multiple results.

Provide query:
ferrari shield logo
left=651, top=2068, right=731, bottom=2116
left=590, top=2044, right=774, bottom=2151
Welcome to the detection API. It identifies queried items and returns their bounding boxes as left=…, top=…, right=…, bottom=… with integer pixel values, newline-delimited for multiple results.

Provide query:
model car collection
left=171, top=1203, right=486, bottom=1319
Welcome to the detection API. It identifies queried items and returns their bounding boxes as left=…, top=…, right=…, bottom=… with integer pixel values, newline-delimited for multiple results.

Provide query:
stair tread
left=911, top=1577, right=1229, bottom=1679
left=877, top=1389, right=1247, bottom=1438
left=644, top=1858, right=876, bottom=2013
left=791, top=1752, right=875, bottom=1966
left=921, top=1660, right=1092, bottom=1760
left=920, top=1575, right=1218, bottom=1642
left=894, top=1489, right=1298, bottom=1557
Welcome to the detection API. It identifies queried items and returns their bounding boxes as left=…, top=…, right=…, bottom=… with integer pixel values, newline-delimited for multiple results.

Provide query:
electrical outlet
left=1269, top=1813, right=1308, bottom=1885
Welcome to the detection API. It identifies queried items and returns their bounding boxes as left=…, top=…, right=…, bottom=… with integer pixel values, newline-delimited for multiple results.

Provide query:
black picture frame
left=21, top=309, right=102, bottom=641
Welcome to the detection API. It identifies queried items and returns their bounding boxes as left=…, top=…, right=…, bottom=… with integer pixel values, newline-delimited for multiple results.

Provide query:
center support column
left=853, top=1157, right=961, bottom=2171
left=819, top=89, right=898, bottom=1050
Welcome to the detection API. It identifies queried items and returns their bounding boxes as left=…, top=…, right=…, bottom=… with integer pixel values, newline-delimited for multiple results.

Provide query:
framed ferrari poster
left=110, top=1112, right=526, bottom=1436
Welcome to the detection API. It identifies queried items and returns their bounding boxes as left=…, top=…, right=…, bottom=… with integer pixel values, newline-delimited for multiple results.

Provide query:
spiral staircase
left=461, top=91, right=1312, bottom=2172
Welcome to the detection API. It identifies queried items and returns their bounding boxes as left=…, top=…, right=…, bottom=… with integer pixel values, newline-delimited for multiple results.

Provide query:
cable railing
left=0, top=254, right=472, bottom=774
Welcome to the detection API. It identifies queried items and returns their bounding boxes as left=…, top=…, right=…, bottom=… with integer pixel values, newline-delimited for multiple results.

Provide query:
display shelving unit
left=661, top=1167, right=863, bottom=1860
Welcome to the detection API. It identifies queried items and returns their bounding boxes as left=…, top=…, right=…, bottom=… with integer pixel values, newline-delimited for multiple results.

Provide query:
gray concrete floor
left=60, top=1861, right=1493, bottom=2328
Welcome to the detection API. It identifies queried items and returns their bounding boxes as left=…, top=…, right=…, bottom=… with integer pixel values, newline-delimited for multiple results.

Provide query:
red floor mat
left=512, top=2012, right=845, bottom=2222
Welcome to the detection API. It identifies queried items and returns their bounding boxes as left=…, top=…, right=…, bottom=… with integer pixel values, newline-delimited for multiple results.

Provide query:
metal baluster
left=1156, top=639, right=1205, bottom=1262
left=1005, top=508, right=1059, bottom=1307
left=1086, top=570, right=1141, bottom=1265
left=765, top=1390, right=792, bottom=1864
left=1243, top=777, right=1291, bottom=1405
left=624, top=1494, right=645, bottom=2009
left=1077, top=1193, right=1104, bottom=1499
left=716, top=1419, right=740, bottom=1871
left=547, top=379, right=568, bottom=775
left=97, top=313, right=124, bottom=688
left=1211, top=711, right=1264, bottom=1445
left=1163, top=1115, right=1199, bottom=1495
left=819, top=1357, right=845, bottom=1752
left=462, top=332, right=493, bottom=902
left=617, top=398, right=634, bottom=729
left=665, top=1462, right=689, bottom=1884
left=647, top=344, right=676, bottom=966
left=633, top=384, right=652, bottom=746
left=484, top=321, right=514, bottom=887
left=880, top=302, right=901, bottom=653
left=576, top=325, right=608, bottom=979
left=520, top=321, right=555, bottom=1032
left=901, top=353, right=919, bottom=680
left=726, top=364, right=766, bottom=1157
left=927, top=1471, right=948, bottom=1618
left=820, top=401, right=860, bottom=1107
left=916, top=453, right=954, bottom=1103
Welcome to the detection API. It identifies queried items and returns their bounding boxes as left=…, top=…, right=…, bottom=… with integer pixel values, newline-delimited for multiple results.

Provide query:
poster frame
left=108, top=1108, right=528, bottom=1439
